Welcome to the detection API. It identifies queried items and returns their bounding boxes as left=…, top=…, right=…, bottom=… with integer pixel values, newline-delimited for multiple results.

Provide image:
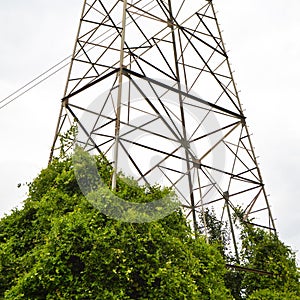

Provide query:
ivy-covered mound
left=0, top=153, right=299, bottom=299
left=0, top=155, right=231, bottom=299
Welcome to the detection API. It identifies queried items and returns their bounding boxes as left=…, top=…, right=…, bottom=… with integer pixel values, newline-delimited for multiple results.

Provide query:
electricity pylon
left=50, top=0, right=275, bottom=261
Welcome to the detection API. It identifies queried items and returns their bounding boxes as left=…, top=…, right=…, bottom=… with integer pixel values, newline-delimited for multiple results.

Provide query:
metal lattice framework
left=50, top=0, right=276, bottom=260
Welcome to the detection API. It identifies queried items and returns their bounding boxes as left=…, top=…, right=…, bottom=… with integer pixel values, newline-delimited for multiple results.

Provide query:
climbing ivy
left=0, top=155, right=231, bottom=299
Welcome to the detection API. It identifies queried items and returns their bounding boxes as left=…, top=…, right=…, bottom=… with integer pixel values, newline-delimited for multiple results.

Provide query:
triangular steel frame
left=50, top=0, right=276, bottom=262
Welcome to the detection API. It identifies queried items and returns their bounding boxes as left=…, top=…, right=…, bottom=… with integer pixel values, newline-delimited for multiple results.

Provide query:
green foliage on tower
left=240, top=224, right=300, bottom=298
left=0, top=151, right=299, bottom=299
left=198, top=208, right=300, bottom=299
left=0, top=155, right=231, bottom=299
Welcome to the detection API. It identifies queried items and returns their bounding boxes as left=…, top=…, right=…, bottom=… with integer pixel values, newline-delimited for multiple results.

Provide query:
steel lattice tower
left=50, top=0, right=276, bottom=260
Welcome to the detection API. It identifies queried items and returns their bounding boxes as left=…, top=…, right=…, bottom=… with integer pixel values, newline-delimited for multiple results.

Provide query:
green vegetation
left=0, top=153, right=299, bottom=299
left=0, top=155, right=230, bottom=299
left=198, top=208, right=300, bottom=299
left=239, top=224, right=300, bottom=298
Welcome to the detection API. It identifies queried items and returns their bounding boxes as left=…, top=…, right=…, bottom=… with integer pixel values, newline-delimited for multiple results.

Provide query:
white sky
left=0, top=0, right=299, bottom=262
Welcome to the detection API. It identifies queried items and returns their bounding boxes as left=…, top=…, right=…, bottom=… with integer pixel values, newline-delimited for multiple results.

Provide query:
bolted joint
left=180, top=138, right=190, bottom=150
left=167, top=18, right=174, bottom=28
left=62, top=98, right=69, bottom=107
left=241, top=117, right=246, bottom=127
left=223, top=191, right=229, bottom=201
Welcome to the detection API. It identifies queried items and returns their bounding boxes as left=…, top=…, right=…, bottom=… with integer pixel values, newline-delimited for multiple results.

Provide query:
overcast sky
left=0, top=0, right=299, bottom=262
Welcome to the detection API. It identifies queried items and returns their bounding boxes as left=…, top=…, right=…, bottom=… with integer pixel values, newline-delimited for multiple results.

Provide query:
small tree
left=197, top=208, right=244, bottom=299
left=197, top=208, right=300, bottom=299
left=240, top=225, right=300, bottom=298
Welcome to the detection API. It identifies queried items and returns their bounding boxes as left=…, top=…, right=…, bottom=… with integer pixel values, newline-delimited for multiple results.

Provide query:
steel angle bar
left=196, top=161, right=261, bottom=186
left=67, top=105, right=102, bottom=155
left=159, top=169, right=193, bottom=206
left=178, top=62, right=232, bottom=80
left=189, top=121, right=240, bottom=143
left=197, top=165, right=223, bottom=197
left=182, top=101, right=239, bottom=121
left=224, top=141, right=260, bottom=180
left=227, top=186, right=263, bottom=201
left=181, top=27, right=226, bottom=57
left=63, top=68, right=120, bottom=100
left=230, top=174, right=262, bottom=186
left=140, top=152, right=183, bottom=181
left=124, top=68, right=245, bottom=119
left=240, top=138, right=257, bottom=163
left=118, top=118, right=181, bottom=145
left=196, top=12, right=215, bottom=21
left=120, top=102, right=158, bottom=118
left=225, top=264, right=273, bottom=276
left=248, top=207, right=269, bottom=215
left=90, top=135, right=115, bottom=149
left=119, top=141, right=151, bottom=185
left=138, top=86, right=185, bottom=141
left=244, top=221, right=276, bottom=231
left=223, top=140, right=252, bottom=153
left=67, top=104, right=116, bottom=125
left=68, top=74, right=99, bottom=81
left=223, top=142, right=261, bottom=183
left=127, top=8, right=167, bottom=24
left=198, top=121, right=241, bottom=161
left=83, top=21, right=122, bottom=30
left=177, top=28, right=242, bottom=113
left=174, top=0, right=186, bottom=19
left=235, top=167, right=258, bottom=178
left=158, top=165, right=187, bottom=175
left=82, top=0, right=97, bottom=19
left=74, top=32, right=120, bottom=72
left=152, top=39, right=178, bottom=79
left=119, top=136, right=185, bottom=163
left=202, top=196, right=227, bottom=207
left=77, top=43, right=101, bottom=77
left=196, top=12, right=225, bottom=52
left=128, top=76, right=187, bottom=143
left=193, top=181, right=216, bottom=191
left=130, top=52, right=178, bottom=81
left=96, top=1, right=123, bottom=36
left=194, top=186, right=216, bottom=208
left=86, top=1, right=106, bottom=17
left=243, top=189, right=263, bottom=220
left=92, top=118, right=116, bottom=133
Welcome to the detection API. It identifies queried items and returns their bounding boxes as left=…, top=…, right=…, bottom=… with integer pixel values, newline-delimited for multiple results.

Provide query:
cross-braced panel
left=50, top=0, right=276, bottom=259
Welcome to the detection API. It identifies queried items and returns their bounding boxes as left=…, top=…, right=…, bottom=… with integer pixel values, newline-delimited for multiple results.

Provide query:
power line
left=0, top=0, right=158, bottom=111
left=0, top=61, right=70, bottom=110
left=0, top=56, right=71, bottom=107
